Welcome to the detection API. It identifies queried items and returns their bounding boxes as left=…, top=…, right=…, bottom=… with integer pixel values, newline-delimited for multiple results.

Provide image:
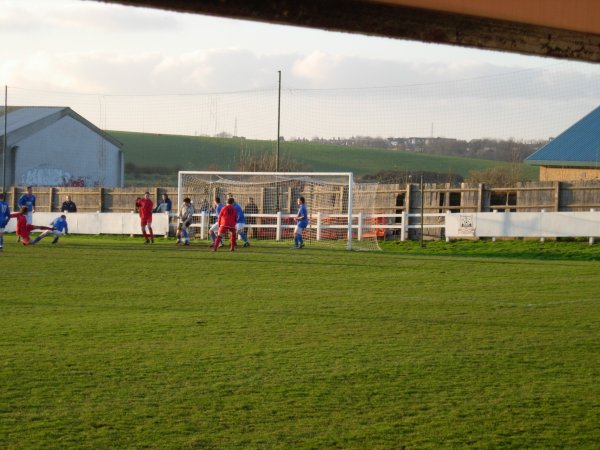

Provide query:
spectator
left=61, top=195, right=77, bottom=213
left=154, top=193, right=172, bottom=213
left=198, top=198, right=210, bottom=212
left=244, top=197, right=259, bottom=238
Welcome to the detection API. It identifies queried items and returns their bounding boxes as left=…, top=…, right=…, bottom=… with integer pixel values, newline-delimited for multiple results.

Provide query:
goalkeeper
left=176, top=197, right=194, bottom=246
left=32, top=215, right=69, bottom=245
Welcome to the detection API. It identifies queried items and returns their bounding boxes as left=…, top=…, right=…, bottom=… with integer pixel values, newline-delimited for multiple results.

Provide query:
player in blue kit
left=18, top=186, right=36, bottom=223
left=294, top=196, right=308, bottom=249
left=0, top=193, right=10, bottom=250
left=209, top=197, right=224, bottom=246
left=32, top=215, right=69, bottom=245
left=232, top=197, right=250, bottom=247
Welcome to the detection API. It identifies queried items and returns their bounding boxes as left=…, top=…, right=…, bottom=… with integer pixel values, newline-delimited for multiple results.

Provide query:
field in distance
left=112, top=131, right=538, bottom=185
left=0, top=236, right=597, bottom=448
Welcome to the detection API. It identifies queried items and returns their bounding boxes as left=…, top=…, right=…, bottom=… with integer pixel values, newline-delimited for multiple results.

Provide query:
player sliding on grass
left=31, top=215, right=69, bottom=245
left=294, top=196, right=308, bottom=249
left=213, top=197, right=237, bottom=252
left=10, top=206, right=53, bottom=246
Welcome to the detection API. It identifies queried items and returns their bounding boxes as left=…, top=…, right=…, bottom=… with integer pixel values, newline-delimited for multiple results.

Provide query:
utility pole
left=276, top=70, right=281, bottom=173
left=3, top=85, right=7, bottom=196
left=276, top=71, right=282, bottom=211
left=420, top=173, right=425, bottom=248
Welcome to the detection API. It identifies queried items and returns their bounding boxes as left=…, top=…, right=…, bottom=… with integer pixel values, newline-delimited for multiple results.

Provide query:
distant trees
left=463, top=138, right=543, bottom=161
left=288, top=135, right=547, bottom=163
left=465, top=165, right=525, bottom=187
left=357, top=170, right=464, bottom=185
left=236, top=146, right=309, bottom=172
left=125, top=162, right=179, bottom=176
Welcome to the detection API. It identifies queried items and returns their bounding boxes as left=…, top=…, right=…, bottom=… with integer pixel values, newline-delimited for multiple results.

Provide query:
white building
left=1, top=106, right=124, bottom=187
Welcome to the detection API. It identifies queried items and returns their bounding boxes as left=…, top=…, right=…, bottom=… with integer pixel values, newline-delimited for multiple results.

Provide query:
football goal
left=177, top=171, right=381, bottom=250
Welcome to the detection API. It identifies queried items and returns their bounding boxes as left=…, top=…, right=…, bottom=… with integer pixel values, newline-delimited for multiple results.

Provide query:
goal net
left=177, top=171, right=381, bottom=250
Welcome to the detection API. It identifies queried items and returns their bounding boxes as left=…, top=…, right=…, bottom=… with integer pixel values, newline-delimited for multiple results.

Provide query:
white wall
left=4, top=213, right=169, bottom=236
left=15, top=115, right=122, bottom=187
left=446, top=211, right=600, bottom=238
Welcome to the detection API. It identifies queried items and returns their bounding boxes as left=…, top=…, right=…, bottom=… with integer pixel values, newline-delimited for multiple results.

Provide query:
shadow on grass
left=380, top=239, right=600, bottom=262
left=17, top=234, right=600, bottom=265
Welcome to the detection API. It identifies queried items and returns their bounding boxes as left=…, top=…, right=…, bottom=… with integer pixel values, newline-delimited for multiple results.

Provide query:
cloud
left=288, top=51, right=516, bottom=90
left=0, top=2, right=44, bottom=32
left=4, top=44, right=599, bottom=99
left=3, top=45, right=600, bottom=140
left=291, top=52, right=343, bottom=84
left=3, top=48, right=293, bottom=94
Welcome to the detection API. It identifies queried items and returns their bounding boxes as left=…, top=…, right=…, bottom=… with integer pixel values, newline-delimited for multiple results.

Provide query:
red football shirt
left=138, top=198, right=154, bottom=220
left=218, top=204, right=237, bottom=228
left=11, top=213, right=34, bottom=240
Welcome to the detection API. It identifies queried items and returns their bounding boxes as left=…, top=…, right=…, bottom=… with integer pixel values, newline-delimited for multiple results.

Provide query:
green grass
left=113, top=131, right=538, bottom=184
left=1, top=236, right=598, bottom=449
left=381, top=238, right=600, bottom=261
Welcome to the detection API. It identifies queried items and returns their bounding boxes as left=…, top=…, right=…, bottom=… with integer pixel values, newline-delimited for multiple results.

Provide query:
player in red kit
left=213, top=197, right=237, bottom=252
left=10, top=206, right=52, bottom=245
left=136, top=192, right=154, bottom=244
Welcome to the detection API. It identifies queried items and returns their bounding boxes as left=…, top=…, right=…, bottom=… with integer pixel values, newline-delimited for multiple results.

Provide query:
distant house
left=525, top=105, right=600, bottom=181
left=0, top=106, right=124, bottom=187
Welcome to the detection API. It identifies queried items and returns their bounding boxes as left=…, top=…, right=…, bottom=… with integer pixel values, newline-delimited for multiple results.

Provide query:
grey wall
left=13, top=115, right=122, bottom=187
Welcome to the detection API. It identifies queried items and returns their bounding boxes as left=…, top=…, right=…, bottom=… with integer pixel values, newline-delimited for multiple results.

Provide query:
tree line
left=288, top=136, right=547, bottom=163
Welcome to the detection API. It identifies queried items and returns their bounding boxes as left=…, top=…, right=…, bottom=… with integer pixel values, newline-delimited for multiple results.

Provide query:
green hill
left=111, top=131, right=538, bottom=185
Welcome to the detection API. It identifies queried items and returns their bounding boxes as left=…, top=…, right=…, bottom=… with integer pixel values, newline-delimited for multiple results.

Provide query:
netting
left=5, top=61, right=600, bottom=187
left=178, top=171, right=381, bottom=250
left=7, top=62, right=600, bottom=143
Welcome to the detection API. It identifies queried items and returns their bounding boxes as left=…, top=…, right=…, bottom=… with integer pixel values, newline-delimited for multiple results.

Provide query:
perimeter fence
left=6, top=180, right=600, bottom=240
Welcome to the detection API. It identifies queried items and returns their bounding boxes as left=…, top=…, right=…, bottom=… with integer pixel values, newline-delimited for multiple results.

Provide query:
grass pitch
left=1, top=236, right=599, bottom=449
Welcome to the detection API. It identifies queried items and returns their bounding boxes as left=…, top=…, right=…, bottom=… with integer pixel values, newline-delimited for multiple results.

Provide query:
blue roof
left=525, top=105, right=600, bottom=167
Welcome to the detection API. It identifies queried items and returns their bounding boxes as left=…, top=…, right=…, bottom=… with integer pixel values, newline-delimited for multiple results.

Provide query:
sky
left=2, top=0, right=600, bottom=140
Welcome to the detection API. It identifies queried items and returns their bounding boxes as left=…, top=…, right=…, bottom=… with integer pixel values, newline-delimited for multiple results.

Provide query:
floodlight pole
left=276, top=70, right=281, bottom=173
left=3, top=85, right=7, bottom=196
left=276, top=70, right=281, bottom=211
left=420, top=173, right=425, bottom=248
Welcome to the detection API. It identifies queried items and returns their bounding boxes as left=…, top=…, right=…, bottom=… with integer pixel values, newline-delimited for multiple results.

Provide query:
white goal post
left=177, top=171, right=381, bottom=251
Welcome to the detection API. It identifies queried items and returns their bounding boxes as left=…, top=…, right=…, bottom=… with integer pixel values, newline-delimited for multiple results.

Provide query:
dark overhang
left=95, top=0, right=600, bottom=62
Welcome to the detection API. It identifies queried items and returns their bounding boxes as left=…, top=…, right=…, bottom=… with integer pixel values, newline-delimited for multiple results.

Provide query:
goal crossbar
left=178, top=171, right=356, bottom=250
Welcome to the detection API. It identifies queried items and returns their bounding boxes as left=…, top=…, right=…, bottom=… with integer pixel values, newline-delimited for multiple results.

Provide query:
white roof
left=1, top=107, right=65, bottom=135
left=0, top=106, right=122, bottom=147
